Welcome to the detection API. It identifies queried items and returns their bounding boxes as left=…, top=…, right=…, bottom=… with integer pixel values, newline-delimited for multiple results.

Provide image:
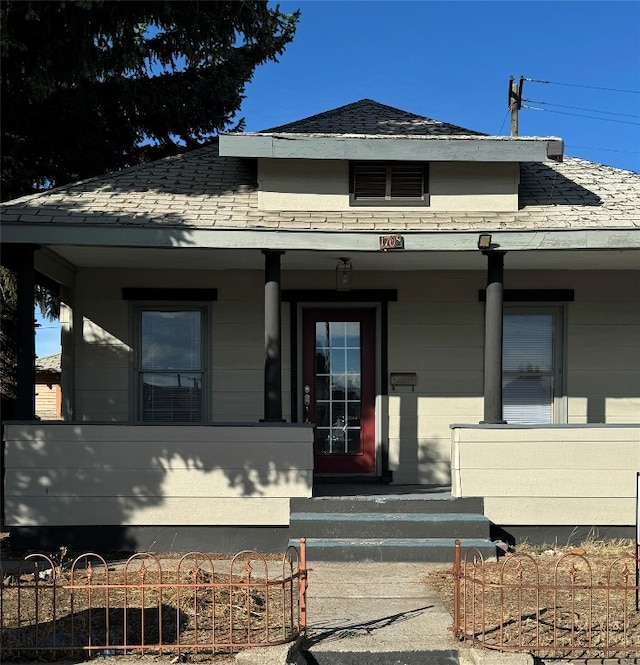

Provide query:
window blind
left=139, top=310, right=203, bottom=422
left=503, top=313, right=554, bottom=424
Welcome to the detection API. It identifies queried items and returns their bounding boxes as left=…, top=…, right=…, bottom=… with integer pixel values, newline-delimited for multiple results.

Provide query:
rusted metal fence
left=1, top=538, right=307, bottom=661
left=452, top=540, right=640, bottom=659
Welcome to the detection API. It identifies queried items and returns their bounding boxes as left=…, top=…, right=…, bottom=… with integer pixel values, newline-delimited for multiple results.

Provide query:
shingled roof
left=2, top=101, right=639, bottom=233
left=35, top=353, right=61, bottom=374
left=260, top=99, right=484, bottom=136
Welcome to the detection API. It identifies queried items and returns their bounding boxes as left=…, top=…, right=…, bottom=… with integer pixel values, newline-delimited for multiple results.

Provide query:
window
left=136, top=307, right=207, bottom=422
left=350, top=162, right=428, bottom=205
left=502, top=307, right=563, bottom=424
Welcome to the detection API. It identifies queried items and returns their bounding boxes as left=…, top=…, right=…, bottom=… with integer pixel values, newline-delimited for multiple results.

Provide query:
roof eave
left=219, top=133, right=564, bottom=163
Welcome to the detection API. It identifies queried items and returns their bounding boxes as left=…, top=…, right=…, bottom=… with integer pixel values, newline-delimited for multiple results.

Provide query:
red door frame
left=302, top=308, right=376, bottom=474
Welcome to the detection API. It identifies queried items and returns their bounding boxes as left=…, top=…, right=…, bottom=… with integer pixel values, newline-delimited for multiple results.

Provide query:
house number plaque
left=379, top=234, right=404, bottom=251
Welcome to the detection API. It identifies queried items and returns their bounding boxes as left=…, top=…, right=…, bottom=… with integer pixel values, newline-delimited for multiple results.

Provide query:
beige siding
left=73, top=270, right=130, bottom=420
left=58, top=267, right=639, bottom=495
left=451, top=425, right=640, bottom=526
left=385, top=271, right=485, bottom=483
left=430, top=162, right=519, bottom=211
left=259, top=159, right=348, bottom=211
left=35, top=383, right=61, bottom=420
left=70, top=268, right=284, bottom=423
left=566, top=277, right=640, bottom=423
left=3, top=423, right=313, bottom=527
left=258, top=160, right=518, bottom=211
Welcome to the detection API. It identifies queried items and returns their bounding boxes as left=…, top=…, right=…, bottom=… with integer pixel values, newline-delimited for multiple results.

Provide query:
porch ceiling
left=44, top=245, right=638, bottom=272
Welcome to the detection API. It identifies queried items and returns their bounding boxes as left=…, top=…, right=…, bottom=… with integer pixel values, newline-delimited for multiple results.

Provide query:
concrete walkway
left=237, top=560, right=535, bottom=665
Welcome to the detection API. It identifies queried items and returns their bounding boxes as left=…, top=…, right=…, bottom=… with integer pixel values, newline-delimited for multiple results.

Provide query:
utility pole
left=508, top=76, right=524, bottom=136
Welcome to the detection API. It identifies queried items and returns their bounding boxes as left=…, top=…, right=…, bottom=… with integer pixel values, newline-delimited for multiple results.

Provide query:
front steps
left=289, top=490, right=496, bottom=562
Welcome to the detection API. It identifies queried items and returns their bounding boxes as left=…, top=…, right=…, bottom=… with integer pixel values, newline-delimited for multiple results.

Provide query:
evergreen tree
left=1, top=0, right=299, bottom=200
left=0, top=0, right=298, bottom=415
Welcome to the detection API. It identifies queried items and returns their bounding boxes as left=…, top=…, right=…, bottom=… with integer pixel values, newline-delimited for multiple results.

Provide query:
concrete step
left=290, top=511, right=491, bottom=540
left=291, top=650, right=461, bottom=665
left=293, top=537, right=497, bottom=562
left=291, top=494, right=485, bottom=514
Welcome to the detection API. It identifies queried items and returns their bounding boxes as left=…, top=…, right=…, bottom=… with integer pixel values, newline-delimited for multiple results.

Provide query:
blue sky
left=240, top=0, right=640, bottom=170
left=34, top=0, right=640, bottom=358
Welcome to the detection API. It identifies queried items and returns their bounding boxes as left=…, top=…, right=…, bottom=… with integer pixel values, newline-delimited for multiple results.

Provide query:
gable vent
left=351, top=162, right=428, bottom=205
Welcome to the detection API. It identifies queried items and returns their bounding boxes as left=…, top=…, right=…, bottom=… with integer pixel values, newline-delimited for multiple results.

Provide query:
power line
left=522, top=105, right=640, bottom=126
left=525, top=77, right=640, bottom=95
left=497, top=109, right=510, bottom=135
left=523, top=98, right=640, bottom=120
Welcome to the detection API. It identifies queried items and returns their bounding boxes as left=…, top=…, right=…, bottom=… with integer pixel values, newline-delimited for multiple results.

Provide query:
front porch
left=3, top=421, right=637, bottom=555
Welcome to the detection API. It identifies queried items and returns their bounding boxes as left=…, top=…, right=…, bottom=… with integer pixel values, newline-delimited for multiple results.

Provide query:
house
left=1, top=99, right=639, bottom=555
left=35, top=352, right=62, bottom=420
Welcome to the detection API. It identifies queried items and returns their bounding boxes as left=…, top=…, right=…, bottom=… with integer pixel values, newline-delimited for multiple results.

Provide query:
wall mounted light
left=336, top=257, right=353, bottom=291
left=477, top=233, right=493, bottom=250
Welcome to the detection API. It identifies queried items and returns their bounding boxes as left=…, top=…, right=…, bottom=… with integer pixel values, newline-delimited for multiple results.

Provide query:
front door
left=302, top=308, right=376, bottom=474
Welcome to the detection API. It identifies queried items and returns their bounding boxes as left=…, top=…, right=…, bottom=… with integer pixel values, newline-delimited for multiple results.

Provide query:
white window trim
left=503, top=304, right=566, bottom=424
left=130, top=303, right=211, bottom=423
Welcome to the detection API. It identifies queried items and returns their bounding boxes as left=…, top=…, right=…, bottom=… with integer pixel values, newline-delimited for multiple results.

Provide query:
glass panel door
left=314, top=321, right=362, bottom=455
left=303, top=309, right=375, bottom=474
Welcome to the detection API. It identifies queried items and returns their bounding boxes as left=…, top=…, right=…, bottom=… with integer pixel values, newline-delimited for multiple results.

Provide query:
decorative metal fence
left=452, top=540, right=640, bottom=659
left=1, top=538, right=307, bottom=661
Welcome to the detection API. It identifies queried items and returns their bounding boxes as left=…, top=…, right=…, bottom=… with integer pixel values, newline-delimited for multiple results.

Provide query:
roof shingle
left=260, top=99, right=484, bottom=136
left=2, top=101, right=639, bottom=233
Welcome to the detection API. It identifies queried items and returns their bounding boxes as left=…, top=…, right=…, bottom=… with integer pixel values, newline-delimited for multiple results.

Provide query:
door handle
left=303, top=384, right=311, bottom=422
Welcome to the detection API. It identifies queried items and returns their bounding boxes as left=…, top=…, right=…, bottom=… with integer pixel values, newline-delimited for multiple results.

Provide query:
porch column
left=14, top=244, right=38, bottom=420
left=262, top=250, right=285, bottom=422
left=482, top=250, right=507, bottom=424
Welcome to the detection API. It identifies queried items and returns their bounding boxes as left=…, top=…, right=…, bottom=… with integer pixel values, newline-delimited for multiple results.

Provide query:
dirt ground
left=3, top=532, right=639, bottom=660
left=0, top=532, right=298, bottom=664
left=424, top=538, right=639, bottom=659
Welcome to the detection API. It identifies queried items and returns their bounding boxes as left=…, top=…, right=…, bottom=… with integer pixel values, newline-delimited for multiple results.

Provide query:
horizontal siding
left=74, top=390, right=129, bottom=421
left=456, top=440, right=639, bottom=469
left=3, top=424, right=313, bottom=527
left=6, top=497, right=291, bottom=527
left=212, top=301, right=265, bottom=324
left=211, top=393, right=263, bottom=422
left=569, top=302, right=640, bottom=324
left=568, top=325, right=640, bottom=348
left=213, top=323, right=263, bottom=347
left=5, top=423, right=314, bottom=444
left=567, top=371, right=639, bottom=395
left=568, top=347, right=640, bottom=372
left=75, top=367, right=129, bottom=391
left=393, top=460, right=452, bottom=485
left=388, top=303, right=483, bottom=326
left=388, top=345, right=483, bottom=371
left=451, top=426, right=640, bottom=526
left=5, top=469, right=311, bottom=498
left=35, top=384, right=60, bottom=421
left=484, top=497, right=634, bottom=526
left=460, top=470, right=633, bottom=497
left=388, top=396, right=482, bottom=417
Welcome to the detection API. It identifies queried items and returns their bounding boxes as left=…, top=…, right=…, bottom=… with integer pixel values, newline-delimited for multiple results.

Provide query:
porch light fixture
left=336, top=257, right=353, bottom=291
left=477, top=233, right=493, bottom=251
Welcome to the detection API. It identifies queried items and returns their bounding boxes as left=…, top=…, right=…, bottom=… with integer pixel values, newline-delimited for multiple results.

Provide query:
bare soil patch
left=425, top=539, right=640, bottom=659
left=1, top=536, right=301, bottom=663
